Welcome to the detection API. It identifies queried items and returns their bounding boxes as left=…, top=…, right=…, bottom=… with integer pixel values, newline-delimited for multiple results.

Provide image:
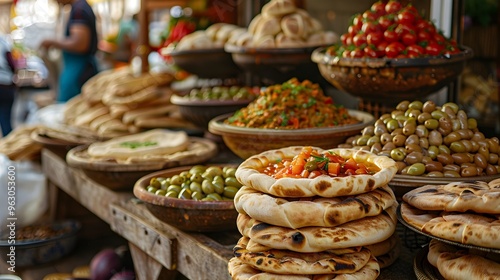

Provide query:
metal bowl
left=133, top=165, right=238, bottom=232
left=208, top=110, right=375, bottom=159
left=0, top=220, right=81, bottom=267
left=312, top=46, right=474, bottom=103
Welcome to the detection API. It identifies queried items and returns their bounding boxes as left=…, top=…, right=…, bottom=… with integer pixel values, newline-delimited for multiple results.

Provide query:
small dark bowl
left=167, top=48, right=240, bottom=79
left=170, top=94, right=255, bottom=130
left=225, top=44, right=327, bottom=85
left=312, top=46, right=474, bottom=104
left=133, top=165, right=238, bottom=232
left=0, top=220, right=81, bottom=267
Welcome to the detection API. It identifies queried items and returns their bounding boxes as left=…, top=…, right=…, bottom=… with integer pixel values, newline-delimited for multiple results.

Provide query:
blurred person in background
left=40, top=0, right=98, bottom=103
left=0, top=34, right=17, bottom=137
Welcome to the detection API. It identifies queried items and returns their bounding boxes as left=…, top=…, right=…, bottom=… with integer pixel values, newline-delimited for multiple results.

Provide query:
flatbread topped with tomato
left=235, top=146, right=397, bottom=197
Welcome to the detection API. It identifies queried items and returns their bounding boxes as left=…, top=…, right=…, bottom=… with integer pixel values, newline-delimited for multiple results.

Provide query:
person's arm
left=40, top=23, right=91, bottom=53
left=5, top=51, right=15, bottom=72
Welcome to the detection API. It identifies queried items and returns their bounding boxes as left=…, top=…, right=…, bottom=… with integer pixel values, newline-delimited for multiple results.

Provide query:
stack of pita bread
left=62, top=67, right=196, bottom=139
left=228, top=146, right=401, bottom=279
left=401, top=178, right=500, bottom=279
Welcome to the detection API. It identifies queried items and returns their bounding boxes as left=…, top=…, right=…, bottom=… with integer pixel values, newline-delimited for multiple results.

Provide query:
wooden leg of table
left=129, top=242, right=178, bottom=280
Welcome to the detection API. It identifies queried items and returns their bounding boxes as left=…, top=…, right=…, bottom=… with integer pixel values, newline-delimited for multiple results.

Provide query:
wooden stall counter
left=41, top=148, right=238, bottom=280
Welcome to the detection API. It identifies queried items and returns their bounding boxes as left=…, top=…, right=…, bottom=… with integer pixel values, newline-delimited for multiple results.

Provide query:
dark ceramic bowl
left=167, top=48, right=240, bottom=79
left=133, top=165, right=239, bottom=232
left=208, top=110, right=375, bottom=159
left=311, top=46, right=473, bottom=104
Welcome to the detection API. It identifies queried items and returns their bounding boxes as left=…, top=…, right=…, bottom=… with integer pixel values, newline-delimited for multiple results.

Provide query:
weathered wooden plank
left=110, top=204, right=176, bottom=270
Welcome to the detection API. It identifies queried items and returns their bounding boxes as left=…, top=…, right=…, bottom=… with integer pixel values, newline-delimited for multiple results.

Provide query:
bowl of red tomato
left=311, top=0, right=473, bottom=103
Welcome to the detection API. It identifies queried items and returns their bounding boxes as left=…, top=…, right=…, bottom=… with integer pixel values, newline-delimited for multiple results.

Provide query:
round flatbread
left=403, top=179, right=500, bottom=214
left=87, top=129, right=189, bottom=159
left=234, top=185, right=396, bottom=228
left=237, top=204, right=398, bottom=253
left=233, top=237, right=371, bottom=275
left=228, top=255, right=380, bottom=280
left=428, top=239, right=500, bottom=280
left=364, top=233, right=399, bottom=258
left=235, top=147, right=397, bottom=198
left=400, top=202, right=500, bottom=249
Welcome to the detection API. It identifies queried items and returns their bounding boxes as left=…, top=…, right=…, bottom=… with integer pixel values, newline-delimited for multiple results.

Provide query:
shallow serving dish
left=66, top=137, right=218, bottom=190
left=208, top=110, right=375, bottom=159
left=167, top=48, right=240, bottom=79
left=311, top=46, right=473, bottom=103
left=133, top=165, right=238, bottom=232
left=0, top=220, right=81, bottom=267
left=225, top=44, right=327, bottom=85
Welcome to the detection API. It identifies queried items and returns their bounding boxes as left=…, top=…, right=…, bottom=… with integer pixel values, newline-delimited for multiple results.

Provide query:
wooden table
left=41, top=148, right=424, bottom=280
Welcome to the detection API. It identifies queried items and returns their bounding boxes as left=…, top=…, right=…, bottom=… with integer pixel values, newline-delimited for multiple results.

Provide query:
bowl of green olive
left=170, top=85, right=259, bottom=130
left=133, top=164, right=241, bottom=232
left=337, top=100, right=500, bottom=199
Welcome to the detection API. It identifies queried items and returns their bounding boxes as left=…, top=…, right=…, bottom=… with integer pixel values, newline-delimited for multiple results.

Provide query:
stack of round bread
left=400, top=179, right=500, bottom=279
left=227, top=0, right=337, bottom=48
left=171, top=23, right=244, bottom=51
left=63, top=67, right=196, bottom=138
left=228, top=146, right=401, bottom=279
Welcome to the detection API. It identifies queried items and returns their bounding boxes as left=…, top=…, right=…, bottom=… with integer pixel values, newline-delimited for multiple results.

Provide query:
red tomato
left=415, top=19, right=430, bottom=31
left=340, top=33, right=353, bottom=45
left=364, top=45, right=384, bottom=58
left=417, top=30, right=431, bottom=42
left=362, top=10, right=378, bottom=21
left=443, top=45, right=461, bottom=55
left=425, top=41, right=444, bottom=56
left=397, top=10, right=416, bottom=25
left=376, top=41, right=388, bottom=56
left=350, top=48, right=365, bottom=58
left=362, top=21, right=381, bottom=34
left=383, top=29, right=399, bottom=43
left=385, top=0, right=402, bottom=14
left=342, top=49, right=351, bottom=58
left=378, top=15, right=395, bottom=30
left=352, top=33, right=367, bottom=47
left=348, top=25, right=360, bottom=36
left=371, top=1, right=387, bottom=17
left=401, top=31, right=417, bottom=46
left=385, top=42, right=405, bottom=58
left=344, top=158, right=358, bottom=171
left=366, top=31, right=384, bottom=46
left=352, top=14, right=364, bottom=30
left=433, top=33, right=447, bottom=45
left=406, top=44, right=425, bottom=57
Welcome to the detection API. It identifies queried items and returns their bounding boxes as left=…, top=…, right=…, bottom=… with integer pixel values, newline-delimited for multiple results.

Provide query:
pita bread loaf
left=87, top=129, right=189, bottom=159
left=234, top=185, right=396, bottom=228
left=428, top=239, right=500, bottom=280
left=235, top=147, right=397, bottom=198
left=261, top=0, right=296, bottom=17
left=237, top=204, right=398, bottom=253
left=233, top=237, right=371, bottom=275
left=400, top=202, right=500, bottom=249
left=403, top=179, right=500, bottom=214
left=364, top=233, right=399, bottom=258
left=228, top=255, right=380, bottom=280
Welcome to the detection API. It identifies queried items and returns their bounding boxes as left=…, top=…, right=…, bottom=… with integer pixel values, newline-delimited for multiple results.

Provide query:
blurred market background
left=0, top=0, right=498, bottom=136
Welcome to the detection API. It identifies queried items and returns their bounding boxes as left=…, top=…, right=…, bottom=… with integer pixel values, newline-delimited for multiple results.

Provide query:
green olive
left=403, top=123, right=416, bottom=136
left=407, top=163, right=426, bottom=176
left=191, top=191, right=204, bottom=201
left=206, top=193, right=222, bottom=201
left=444, top=132, right=462, bottom=145
left=380, top=133, right=392, bottom=145
left=205, top=166, right=223, bottom=177
left=417, top=112, right=432, bottom=124
left=189, top=182, right=202, bottom=194
left=170, top=175, right=185, bottom=186
left=166, top=191, right=178, bottom=198
left=393, top=134, right=407, bottom=147
left=405, top=151, right=423, bottom=165
left=422, top=100, right=436, bottom=113
left=190, top=172, right=204, bottom=183
left=178, top=188, right=192, bottom=199
left=367, top=136, right=380, bottom=146
left=442, top=102, right=459, bottom=114
left=443, top=170, right=461, bottom=178
left=147, top=186, right=158, bottom=193
left=362, top=125, right=375, bottom=136
left=201, top=180, right=215, bottom=194
left=424, top=119, right=439, bottom=130
left=223, top=186, right=239, bottom=199
left=431, top=110, right=446, bottom=120
left=415, top=125, right=428, bottom=138
left=408, top=100, right=423, bottom=110
left=189, top=165, right=207, bottom=174
left=426, top=171, right=444, bottom=177
left=467, top=118, right=478, bottom=129
left=212, top=180, right=225, bottom=194
left=390, top=149, right=406, bottom=161
left=225, top=177, right=243, bottom=188
left=427, top=146, right=439, bottom=159
left=396, top=100, right=410, bottom=111
left=356, top=135, right=371, bottom=146
left=149, top=178, right=161, bottom=189
left=386, top=119, right=399, bottom=132
left=155, top=189, right=167, bottom=196
left=449, top=141, right=466, bottom=153
left=223, top=167, right=237, bottom=178
left=167, top=185, right=182, bottom=194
